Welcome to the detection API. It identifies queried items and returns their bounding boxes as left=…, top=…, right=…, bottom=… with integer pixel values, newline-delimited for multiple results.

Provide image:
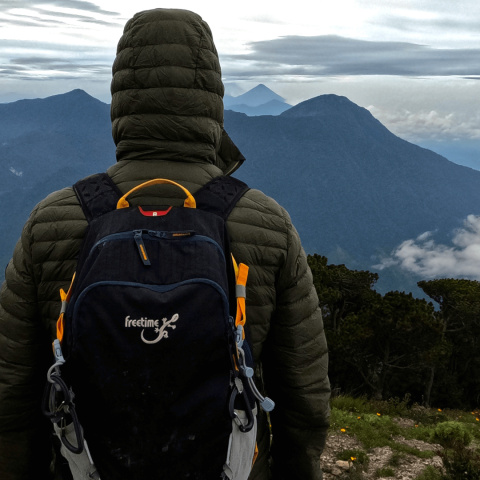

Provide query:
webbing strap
left=56, top=273, right=76, bottom=343
left=73, top=173, right=123, bottom=223
left=194, top=176, right=249, bottom=220
left=235, top=263, right=249, bottom=340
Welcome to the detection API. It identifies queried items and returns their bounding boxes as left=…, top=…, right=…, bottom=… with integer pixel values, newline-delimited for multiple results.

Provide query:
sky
left=1, top=0, right=480, bottom=280
left=1, top=0, right=479, bottom=145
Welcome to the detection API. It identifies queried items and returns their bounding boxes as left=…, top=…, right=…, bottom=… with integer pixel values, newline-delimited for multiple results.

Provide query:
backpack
left=43, top=173, right=274, bottom=480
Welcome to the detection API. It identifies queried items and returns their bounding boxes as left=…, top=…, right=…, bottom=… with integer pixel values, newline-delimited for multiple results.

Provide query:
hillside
left=225, top=96, right=480, bottom=294
left=2, top=89, right=480, bottom=297
left=324, top=396, right=480, bottom=480
left=0, top=89, right=114, bottom=275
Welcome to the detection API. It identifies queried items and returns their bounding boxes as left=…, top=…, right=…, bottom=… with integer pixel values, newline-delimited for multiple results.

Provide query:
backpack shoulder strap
left=73, top=173, right=123, bottom=223
left=74, top=173, right=248, bottom=222
left=194, top=176, right=249, bottom=220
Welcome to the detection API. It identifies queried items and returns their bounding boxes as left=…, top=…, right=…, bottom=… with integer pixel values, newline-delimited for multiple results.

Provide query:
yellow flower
left=415, top=425, right=419, bottom=428
left=357, top=416, right=361, bottom=419
left=340, top=428, right=346, bottom=433
left=351, top=457, right=357, bottom=461
left=438, top=408, right=442, bottom=412
left=476, top=418, right=479, bottom=422
left=376, top=413, right=381, bottom=416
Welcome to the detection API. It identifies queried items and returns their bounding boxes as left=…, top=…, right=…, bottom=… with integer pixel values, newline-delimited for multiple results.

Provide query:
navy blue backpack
left=43, top=174, right=273, bottom=480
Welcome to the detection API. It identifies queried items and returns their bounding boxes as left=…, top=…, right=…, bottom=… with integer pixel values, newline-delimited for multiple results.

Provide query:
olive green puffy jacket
left=0, top=9, right=330, bottom=480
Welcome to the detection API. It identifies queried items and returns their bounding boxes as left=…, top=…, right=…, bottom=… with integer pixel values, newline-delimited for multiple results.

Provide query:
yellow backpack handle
left=116, top=179, right=196, bottom=210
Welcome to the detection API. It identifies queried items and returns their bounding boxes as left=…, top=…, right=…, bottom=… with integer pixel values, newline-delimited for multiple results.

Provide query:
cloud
left=367, top=106, right=480, bottom=141
left=1, top=57, right=111, bottom=81
left=222, top=35, right=480, bottom=78
left=0, top=1, right=122, bottom=30
left=0, top=2, right=121, bottom=84
left=375, top=215, right=480, bottom=279
left=0, top=1, right=119, bottom=16
left=0, top=37, right=113, bottom=81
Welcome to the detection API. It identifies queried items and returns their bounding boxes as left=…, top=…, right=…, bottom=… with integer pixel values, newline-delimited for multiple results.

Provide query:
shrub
left=440, top=447, right=480, bottom=480
left=414, top=465, right=443, bottom=480
left=387, top=451, right=404, bottom=467
left=375, top=466, right=395, bottom=477
left=431, top=421, right=473, bottom=449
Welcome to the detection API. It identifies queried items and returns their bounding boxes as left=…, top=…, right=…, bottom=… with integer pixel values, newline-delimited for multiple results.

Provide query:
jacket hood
left=110, top=8, right=244, bottom=174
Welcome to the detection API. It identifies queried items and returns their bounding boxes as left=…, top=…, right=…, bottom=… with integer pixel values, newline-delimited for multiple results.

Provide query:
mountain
left=224, top=84, right=291, bottom=116
left=224, top=95, right=480, bottom=295
left=2, top=89, right=480, bottom=299
left=0, top=89, right=113, bottom=193
left=0, top=89, right=115, bottom=275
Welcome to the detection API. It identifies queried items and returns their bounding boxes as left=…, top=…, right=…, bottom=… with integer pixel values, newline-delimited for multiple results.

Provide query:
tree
left=418, top=279, right=480, bottom=408
left=308, top=256, right=442, bottom=403
left=307, top=254, right=378, bottom=332
left=349, top=291, right=444, bottom=403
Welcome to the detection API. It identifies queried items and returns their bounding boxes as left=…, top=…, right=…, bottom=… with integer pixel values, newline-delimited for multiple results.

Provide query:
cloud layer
left=367, top=105, right=480, bottom=142
left=0, top=1, right=122, bottom=86
left=0, top=1, right=118, bottom=17
left=375, top=215, right=480, bottom=279
left=222, top=35, right=480, bottom=78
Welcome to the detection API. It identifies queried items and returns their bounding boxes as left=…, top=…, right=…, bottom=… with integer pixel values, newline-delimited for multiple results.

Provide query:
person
left=0, top=8, right=330, bottom=480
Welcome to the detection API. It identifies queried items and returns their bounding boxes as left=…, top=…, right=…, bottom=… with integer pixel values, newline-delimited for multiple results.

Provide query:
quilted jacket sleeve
left=263, top=221, right=330, bottom=480
left=0, top=187, right=86, bottom=480
left=0, top=213, right=53, bottom=480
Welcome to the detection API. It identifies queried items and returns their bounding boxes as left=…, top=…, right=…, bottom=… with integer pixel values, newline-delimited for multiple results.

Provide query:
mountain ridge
left=1, top=89, right=479, bottom=298
left=224, top=84, right=291, bottom=116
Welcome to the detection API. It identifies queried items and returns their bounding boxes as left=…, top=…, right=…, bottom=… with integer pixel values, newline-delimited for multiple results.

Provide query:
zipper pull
left=134, top=231, right=151, bottom=266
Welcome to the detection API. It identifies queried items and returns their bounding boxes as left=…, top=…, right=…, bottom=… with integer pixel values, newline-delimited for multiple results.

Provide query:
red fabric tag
left=138, top=206, right=172, bottom=217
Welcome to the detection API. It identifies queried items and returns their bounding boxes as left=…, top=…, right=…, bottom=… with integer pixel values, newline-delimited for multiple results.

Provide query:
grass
left=329, top=395, right=480, bottom=479
left=375, top=466, right=395, bottom=477
left=337, top=449, right=370, bottom=469
left=415, top=466, right=443, bottom=480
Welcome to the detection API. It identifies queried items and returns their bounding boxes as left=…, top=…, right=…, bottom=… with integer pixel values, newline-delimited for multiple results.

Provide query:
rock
left=335, top=460, right=351, bottom=470
left=393, top=417, right=416, bottom=428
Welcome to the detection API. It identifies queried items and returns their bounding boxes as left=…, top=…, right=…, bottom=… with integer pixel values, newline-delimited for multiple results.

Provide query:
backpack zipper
left=134, top=231, right=151, bottom=266
left=88, top=230, right=225, bottom=267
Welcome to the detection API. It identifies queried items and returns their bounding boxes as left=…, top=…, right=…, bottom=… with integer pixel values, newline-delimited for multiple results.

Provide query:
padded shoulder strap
left=194, top=176, right=249, bottom=220
left=74, top=173, right=248, bottom=222
left=73, top=173, right=123, bottom=223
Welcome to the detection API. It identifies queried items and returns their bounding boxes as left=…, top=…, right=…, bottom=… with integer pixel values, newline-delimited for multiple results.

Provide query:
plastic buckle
left=235, top=325, right=244, bottom=348
left=53, top=339, right=65, bottom=365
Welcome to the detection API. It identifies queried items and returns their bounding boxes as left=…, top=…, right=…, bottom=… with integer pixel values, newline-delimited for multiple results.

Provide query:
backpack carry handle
left=117, top=179, right=196, bottom=209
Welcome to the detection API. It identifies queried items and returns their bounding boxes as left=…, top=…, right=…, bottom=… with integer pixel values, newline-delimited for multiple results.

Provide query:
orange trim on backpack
left=235, top=263, right=249, bottom=340
left=56, top=273, right=75, bottom=343
left=231, top=255, right=239, bottom=278
left=56, top=315, right=65, bottom=343
left=139, top=244, right=148, bottom=262
left=252, top=442, right=259, bottom=466
left=117, top=179, right=196, bottom=210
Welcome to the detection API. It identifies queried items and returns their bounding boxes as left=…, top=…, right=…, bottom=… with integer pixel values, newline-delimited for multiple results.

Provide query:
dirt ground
left=320, top=425, right=444, bottom=480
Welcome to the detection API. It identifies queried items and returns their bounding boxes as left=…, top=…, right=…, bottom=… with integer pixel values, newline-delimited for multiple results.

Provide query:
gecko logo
left=125, top=313, right=179, bottom=344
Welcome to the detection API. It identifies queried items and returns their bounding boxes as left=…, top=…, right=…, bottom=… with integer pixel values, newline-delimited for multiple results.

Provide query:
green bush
left=387, top=451, right=404, bottom=467
left=375, top=466, right=395, bottom=477
left=331, top=395, right=371, bottom=414
left=431, top=421, right=473, bottom=449
left=414, top=465, right=443, bottom=480
left=440, top=447, right=480, bottom=480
